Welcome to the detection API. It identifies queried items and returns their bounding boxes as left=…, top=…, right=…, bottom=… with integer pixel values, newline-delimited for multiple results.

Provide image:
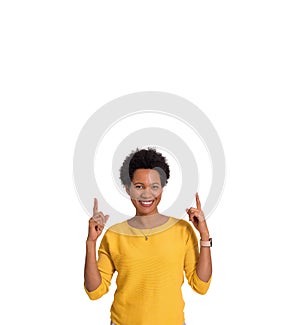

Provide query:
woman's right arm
left=84, top=198, right=109, bottom=292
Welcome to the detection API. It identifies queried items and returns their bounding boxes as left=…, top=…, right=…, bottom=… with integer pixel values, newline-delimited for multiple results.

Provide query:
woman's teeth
left=139, top=200, right=154, bottom=207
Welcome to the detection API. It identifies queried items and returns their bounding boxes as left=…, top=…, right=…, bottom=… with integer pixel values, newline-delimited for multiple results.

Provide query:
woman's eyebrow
left=133, top=182, right=160, bottom=185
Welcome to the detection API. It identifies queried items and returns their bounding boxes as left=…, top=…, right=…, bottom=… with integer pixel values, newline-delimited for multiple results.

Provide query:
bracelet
left=200, top=238, right=212, bottom=247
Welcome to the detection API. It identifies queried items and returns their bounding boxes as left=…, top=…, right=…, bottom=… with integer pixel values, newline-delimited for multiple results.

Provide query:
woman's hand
left=186, top=193, right=210, bottom=240
left=87, top=198, right=109, bottom=242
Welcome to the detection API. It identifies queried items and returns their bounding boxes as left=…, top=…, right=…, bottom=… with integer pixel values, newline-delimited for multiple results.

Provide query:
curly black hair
left=119, top=147, right=170, bottom=187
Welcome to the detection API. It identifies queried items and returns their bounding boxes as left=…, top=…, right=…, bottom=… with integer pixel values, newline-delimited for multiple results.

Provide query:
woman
left=84, top=148, right=212, bottom=325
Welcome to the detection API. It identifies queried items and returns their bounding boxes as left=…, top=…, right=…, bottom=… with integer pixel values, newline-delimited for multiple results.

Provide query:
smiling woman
left=127, top=168, right=163, bottom=214
left=84, top=148, right=212, bottom=325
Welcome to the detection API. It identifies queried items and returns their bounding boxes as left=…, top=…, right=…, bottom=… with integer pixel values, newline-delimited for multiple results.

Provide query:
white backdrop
left=1, top=1, right=299, bottom=324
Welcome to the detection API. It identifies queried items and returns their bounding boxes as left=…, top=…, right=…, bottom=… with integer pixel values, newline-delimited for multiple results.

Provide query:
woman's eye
left=152, top=185, right=159, bottom=190
left=135, top=185, right=143, bottom=189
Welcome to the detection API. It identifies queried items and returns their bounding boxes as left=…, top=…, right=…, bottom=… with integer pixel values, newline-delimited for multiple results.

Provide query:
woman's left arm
left=186, top=192, right=212, bottom=282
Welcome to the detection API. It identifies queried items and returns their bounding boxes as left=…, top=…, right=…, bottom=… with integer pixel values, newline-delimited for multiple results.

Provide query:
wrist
left=200, top=233, right=210, bottom=241
left=86, top=239, right=97, bottom=245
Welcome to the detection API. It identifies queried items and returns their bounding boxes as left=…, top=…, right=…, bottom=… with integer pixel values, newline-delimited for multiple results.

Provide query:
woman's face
left=127, top=168, right=163, bottom=216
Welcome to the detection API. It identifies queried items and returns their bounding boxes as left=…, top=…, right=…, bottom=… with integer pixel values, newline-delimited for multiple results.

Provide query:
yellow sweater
left=84, top=217, right=211, bottom=325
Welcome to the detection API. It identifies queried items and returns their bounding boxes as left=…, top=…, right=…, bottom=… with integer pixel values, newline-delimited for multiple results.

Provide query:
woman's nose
left=140, top=187, right=153, bottom=198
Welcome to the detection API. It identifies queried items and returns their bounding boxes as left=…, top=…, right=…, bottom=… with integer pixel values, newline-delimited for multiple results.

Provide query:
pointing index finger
left=196, top=192, right=201, bottom=210
left=93, top=197, right=98, bottom=215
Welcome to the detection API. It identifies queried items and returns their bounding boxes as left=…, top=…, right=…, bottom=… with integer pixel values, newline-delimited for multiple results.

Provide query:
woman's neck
left=129, top=213, right=169, bottom=229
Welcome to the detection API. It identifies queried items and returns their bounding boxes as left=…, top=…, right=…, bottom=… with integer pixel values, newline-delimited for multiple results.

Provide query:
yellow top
left=84, top=217, right=211, bottom=325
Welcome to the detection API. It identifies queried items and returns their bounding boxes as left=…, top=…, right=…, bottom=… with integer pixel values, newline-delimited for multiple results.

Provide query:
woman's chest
left=110, top=234, right=186, bottom=271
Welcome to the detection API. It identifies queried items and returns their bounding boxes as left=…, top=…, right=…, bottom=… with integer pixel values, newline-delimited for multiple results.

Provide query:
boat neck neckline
left=126, top=216, right=171, bottom=231
left=108, top=217, right=181, bottom=236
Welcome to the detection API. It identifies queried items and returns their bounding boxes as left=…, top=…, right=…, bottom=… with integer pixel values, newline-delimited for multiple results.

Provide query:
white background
left=1, top=1, right=299, bottom=324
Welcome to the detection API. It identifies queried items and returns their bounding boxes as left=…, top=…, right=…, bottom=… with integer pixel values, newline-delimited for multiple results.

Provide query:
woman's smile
left=127, top=168, right=163, bottom=216
left=138, top=199, right=155, bottom=207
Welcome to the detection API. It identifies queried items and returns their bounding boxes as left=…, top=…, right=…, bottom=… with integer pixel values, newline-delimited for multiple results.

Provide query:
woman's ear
left=125, top=184, right=130, bottom=195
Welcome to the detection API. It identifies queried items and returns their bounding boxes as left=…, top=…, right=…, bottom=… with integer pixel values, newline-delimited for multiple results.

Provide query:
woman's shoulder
left=170, top=216, right=191, bottom=226
left=106, top=220, right=129, bottom=234
left=169, top=217, right=195, bottom=232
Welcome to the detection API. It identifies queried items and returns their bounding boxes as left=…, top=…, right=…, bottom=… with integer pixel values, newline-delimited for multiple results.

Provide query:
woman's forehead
left=132, top=169, right=161, bottom=183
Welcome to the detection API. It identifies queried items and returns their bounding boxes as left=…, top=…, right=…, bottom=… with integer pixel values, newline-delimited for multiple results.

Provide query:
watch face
left=209, top=238, right=212, bottom=247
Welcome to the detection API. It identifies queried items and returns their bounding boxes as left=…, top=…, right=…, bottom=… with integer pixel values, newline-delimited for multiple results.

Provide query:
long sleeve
left=84, top=231, right=115, bottom=300
left=84, top=218, right=211, bottom=324
left=184, top=223, right=211, bottom=294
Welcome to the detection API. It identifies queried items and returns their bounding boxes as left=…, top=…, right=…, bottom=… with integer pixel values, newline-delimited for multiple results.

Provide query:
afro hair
left=119, top=147, right=170, bottom=187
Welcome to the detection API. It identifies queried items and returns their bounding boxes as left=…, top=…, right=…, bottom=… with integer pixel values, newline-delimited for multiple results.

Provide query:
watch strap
left=200, top=237, right=212, bottom=247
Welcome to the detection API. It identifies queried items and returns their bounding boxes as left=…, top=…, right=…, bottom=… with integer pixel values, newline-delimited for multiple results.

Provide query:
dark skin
left=186, top=192, right=209, bottom=238
left=186, top=192, right=212, bottom=282
left=84, top=198, right=109, bottom=292
left=84, top=169, right=212, bottom=292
